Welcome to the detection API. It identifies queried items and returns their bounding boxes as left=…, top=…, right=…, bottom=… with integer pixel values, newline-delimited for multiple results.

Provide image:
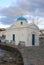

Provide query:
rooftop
left=17, top=17, right=27, bottom=21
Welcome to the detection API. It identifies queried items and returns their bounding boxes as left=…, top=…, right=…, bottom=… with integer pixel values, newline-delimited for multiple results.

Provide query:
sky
left=0, top=0, right=44, bottom=29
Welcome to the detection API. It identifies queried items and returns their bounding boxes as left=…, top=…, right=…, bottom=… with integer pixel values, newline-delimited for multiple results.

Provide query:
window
left=21, top=22, right=23, bottom=25
left=32, top=34, right=35, bottom=45
left=13, top=34, right=15, bottom=41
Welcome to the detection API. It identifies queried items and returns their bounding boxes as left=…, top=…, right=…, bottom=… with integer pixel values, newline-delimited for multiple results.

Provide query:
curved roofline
left=17, top=16, right=27, bottom=21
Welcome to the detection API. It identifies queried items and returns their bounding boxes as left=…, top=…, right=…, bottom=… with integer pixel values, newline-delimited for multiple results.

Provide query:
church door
left=32, top=34, right=35, bottom=45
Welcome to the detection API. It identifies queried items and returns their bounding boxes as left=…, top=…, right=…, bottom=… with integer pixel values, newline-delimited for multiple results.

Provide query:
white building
left=0, top=17, right=39, bottom=46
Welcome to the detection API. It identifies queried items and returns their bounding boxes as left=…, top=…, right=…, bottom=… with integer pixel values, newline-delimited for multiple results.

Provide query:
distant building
left=0, top=17, right=39, bottom=46
left=39, top=30, right=44, bottom=45
left=0, top=28, right=6, bottom=43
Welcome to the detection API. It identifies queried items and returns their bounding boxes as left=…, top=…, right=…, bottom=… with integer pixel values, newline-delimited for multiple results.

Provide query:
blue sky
left=0, top=0, right=44, bottom=29
left=0, top=0, right=17, bottom=8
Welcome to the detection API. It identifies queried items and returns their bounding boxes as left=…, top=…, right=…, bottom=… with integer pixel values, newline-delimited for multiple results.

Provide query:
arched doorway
left=0, top=46, right=24, bottom=65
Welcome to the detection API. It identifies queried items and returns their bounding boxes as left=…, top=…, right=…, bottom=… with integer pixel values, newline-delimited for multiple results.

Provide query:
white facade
left=1, top=17, right=39, bottom=46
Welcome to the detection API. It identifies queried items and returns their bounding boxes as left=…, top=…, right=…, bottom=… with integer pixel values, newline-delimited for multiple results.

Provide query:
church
left=0, top=17, right=39, bottom=46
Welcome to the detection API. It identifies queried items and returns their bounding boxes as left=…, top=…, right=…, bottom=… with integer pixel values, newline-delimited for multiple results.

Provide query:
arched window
left=21, top=22, right=23, bottom=25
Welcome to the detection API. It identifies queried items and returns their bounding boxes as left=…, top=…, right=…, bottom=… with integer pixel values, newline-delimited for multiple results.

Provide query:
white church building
left=0, top=17, right=39, bottom=46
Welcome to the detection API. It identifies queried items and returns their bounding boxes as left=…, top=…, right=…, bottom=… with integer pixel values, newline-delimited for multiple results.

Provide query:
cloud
left=0, top=0, right=44, bottom=28
left=0, top=22, right=10, bottom=28
left=0, top=7, right=29, bottom=17
left=17, top=0, right=44, bottom=16
left=0, top=16, right=15, bottom=25
left=1, top=0, right=44, bottom=17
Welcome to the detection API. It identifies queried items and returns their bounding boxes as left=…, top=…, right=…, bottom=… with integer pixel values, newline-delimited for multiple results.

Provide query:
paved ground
left=0, top=44, right=44, bottom=65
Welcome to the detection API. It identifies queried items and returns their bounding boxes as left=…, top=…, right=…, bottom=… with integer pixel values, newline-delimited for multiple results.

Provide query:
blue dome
left=17, top=17, right=27, bottom=21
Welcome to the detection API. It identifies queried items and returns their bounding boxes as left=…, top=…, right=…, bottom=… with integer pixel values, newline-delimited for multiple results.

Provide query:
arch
left=0, top=44, right=24, bottom=65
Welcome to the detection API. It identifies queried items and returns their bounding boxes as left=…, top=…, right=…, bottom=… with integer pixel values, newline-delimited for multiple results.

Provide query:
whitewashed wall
left=4, top=20, right=39, bottom=46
